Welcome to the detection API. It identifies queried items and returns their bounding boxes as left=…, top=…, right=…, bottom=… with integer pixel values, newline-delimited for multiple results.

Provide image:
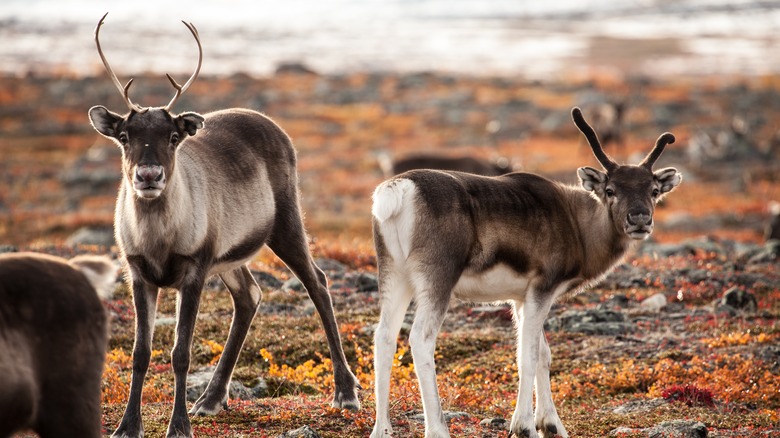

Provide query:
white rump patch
left=372, top=178, right=417, bottom=261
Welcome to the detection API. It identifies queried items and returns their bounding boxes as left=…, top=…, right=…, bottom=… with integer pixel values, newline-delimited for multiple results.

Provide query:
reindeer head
left=572, top=107, right=682, bottom=240
left=87, top=13, right=204, bottom=200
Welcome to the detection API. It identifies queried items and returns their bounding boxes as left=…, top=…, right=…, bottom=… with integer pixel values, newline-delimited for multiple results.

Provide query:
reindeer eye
left=652, top=188, right=660, bottom=197
left=170, top=133, right=180, bottom=146
left=605, top=188, right=615, bottom=198
left=118, top=133, right=128, bottom=146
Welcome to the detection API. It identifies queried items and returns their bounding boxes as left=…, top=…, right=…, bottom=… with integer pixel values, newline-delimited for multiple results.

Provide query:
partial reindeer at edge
left=370, top=107, right=681, bottom=438
left=0, top=252, right=116, bottom=438
left=87, top=13, right=359, bottom=438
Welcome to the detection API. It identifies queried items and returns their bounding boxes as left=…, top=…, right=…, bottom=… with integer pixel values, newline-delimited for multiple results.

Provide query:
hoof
left=332, top=390, right=361, bottom=411
left=189, top=393, right=228, bottom=416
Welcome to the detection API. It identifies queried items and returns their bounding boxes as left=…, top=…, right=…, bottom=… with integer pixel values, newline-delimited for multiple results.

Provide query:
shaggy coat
left=0, top=252, right=115, bottom=438
left=370, top=107, right=682, bottom=438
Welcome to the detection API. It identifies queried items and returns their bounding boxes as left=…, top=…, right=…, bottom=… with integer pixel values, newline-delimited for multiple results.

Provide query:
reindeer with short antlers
left=88, top=13, right=360, bottom=438
left=370, top=108, right=682, bottom=438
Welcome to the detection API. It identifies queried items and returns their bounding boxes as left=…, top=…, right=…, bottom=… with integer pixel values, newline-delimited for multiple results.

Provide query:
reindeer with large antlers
left=370, top=107, right=682, bottom=438
left=88, top=13, right=360, bottom=438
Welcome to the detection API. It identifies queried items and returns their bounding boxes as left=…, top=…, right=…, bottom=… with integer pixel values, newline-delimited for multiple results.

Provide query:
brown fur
left=0, top=252, right=111, bottom=438
left=392, top=154, right=512, bottom=176
left=89, top=106, right=360, bottom=438
left=370, top=107, right=682, bottom=438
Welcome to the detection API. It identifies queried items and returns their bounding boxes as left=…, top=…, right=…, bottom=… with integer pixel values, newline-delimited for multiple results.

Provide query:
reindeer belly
left=452, top=264, right=532, bottom=303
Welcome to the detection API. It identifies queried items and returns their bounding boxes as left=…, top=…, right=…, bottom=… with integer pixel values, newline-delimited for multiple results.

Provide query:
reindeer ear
left=88, top=106, right=124, bottom=139
left=654, top=167, right=682, bottom=195
left=577, top=166, right=607, bottom=192
left=176, top=112, right=205, bottom=136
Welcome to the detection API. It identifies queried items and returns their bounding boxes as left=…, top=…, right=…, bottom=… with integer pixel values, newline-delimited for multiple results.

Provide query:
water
left=1, top=0, right=778, bottom=78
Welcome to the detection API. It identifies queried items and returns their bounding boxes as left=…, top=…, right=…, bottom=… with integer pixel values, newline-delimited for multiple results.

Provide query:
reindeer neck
left=566, top=186, right=635, bottom=281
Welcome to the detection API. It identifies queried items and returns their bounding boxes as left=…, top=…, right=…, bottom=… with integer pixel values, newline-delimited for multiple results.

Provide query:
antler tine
left=571, top=107, right=617, bottom=173
left=94, top=12, right=146, bottom=113
left=640, top=132, right=675, bottom=170
left=164, top=21, right=203, bottom=111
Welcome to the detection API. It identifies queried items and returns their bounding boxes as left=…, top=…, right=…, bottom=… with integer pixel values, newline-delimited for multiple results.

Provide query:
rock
left=186, top=367, right=264, bottom=402
left=275, top=62, right=318, bottom=76
left=598, top=294, right=631, bottom=310
left=612, top=397, right=667, bottom=414
left=66, top=226, right=115, bottom=248
left=641, top=294, right=668, bottom=312
left=315, top=257, right=348, bottom=276
left=155, top=316, right=177, bottom=327
left=610, top=426, right=641, bottom=436
left=0, top=245, right=18, bottom=254
left=353, top=272, right=378, bottom=292
left=714, top=286, right=757, bottom=313
left=278, top=425, right=321, bottom=438
left=283, top=277, right=306, bottom=292
left=480, top=417, right=509, bottom=430
left=546, top=309, right=634, bottom=336
left=647, top=420, right=708, bottom=438
left=746, top=240, right=780, bottom=264
left=252, top=270, right=284, bottom=290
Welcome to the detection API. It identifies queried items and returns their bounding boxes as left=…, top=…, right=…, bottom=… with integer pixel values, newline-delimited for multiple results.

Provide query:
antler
left=94, top=12, right=147, bottom=113
left=163, top=21, right=202, bottom=111
left=640, top=132, right=675, bottom=170
left=571, top=107, right=618, bottom=173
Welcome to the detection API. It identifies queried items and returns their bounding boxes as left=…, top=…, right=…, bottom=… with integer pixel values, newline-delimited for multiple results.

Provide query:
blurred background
left=1, top=0, right=779, bottom=248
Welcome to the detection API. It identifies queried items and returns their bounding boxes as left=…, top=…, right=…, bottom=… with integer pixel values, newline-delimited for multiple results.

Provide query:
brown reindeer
left=87, top=14, right=359, bottom=438
left=0, top=252, right=116, bottom=438
left=370, top=107, right=681, bottom=438
left=379, top=153, right=514, bottom=177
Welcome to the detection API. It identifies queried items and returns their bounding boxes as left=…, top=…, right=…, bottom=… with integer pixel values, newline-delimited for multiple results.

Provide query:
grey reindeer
left=0, top=252, right=116, bottom=438
left=370, top=107, right=682, bottom=438
left=87, top=14, right=359, bottom=438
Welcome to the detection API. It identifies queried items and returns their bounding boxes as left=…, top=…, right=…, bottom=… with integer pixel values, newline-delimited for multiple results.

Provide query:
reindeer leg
left=166, top=278, right=204, bottom=438
left=534, top=332, right=568, bottom=438
left=371, top=264, right=413, bottom=438
left=113, top=280, right=159, bottom=438
left=409, top=297, right=451, bottom=438
left=191, top=265, right=261, bottom=415
left=509, top=289, right=555, bottom=438
left=268, top=210, right=360, bottom=411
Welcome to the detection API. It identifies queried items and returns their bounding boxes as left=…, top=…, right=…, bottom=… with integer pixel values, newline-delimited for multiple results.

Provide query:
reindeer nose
left=627, top=211, right=652, bottom=227
left=135, top=164, right=164, bottom=183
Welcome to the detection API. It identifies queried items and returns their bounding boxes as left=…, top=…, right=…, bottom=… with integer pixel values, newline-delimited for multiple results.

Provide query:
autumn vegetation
left=1, top=70, right=779, bottom=437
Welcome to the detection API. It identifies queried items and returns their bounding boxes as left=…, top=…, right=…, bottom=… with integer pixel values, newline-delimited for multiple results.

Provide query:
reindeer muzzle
left=625, top=211, right=653, bottom=240
left=133, top=164, right=166, bottom=198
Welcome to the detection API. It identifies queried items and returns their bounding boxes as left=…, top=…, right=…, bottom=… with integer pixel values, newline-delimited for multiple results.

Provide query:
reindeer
left=0, top=252, right=116, bottom=438
left=370, top=107, right=682, bottom=438
left=87, top=14, right=359, bottom=438
left=378, top=152, right=514, bottom=178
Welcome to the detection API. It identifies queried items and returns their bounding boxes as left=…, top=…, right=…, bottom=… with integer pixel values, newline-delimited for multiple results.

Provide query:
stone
left=612, top=397, right=667, bottom=414
left=641, top=293, right=668, bottom=312
left=65, top=226, right=115, bottom=248
left=480, top=417, right=509, bottom=430
left=283, top=277, right=306, bottom=292
left=278, top=425, right=321, bottom=438
left=252, top=270, right=284, bottom=290
left=315, top=257, right=348, bottom=275
left=647, top=420, right=708, bottom=438
left=717, top=286, right=757, bottom=312
left=186, top=367, right=263, bottom=402
left=546, top=309, right=634, bottom=335
left=353, top=272, right=378, bottom=292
